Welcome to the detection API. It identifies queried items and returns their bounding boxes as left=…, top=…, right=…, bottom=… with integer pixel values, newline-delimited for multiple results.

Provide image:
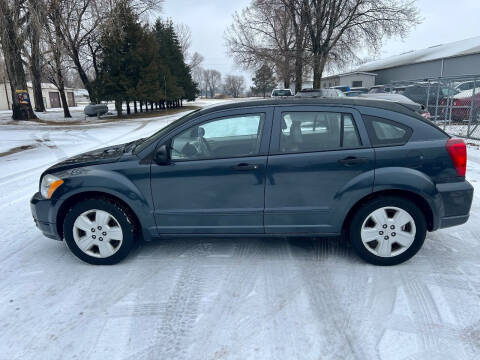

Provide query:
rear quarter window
left=363, top=115, right=412, bottom=147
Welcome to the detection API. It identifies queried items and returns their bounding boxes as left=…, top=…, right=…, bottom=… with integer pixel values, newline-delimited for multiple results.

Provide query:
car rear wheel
left=63, top=198, right=136, bottom=265
left=349, top=196, right=427, bottom=266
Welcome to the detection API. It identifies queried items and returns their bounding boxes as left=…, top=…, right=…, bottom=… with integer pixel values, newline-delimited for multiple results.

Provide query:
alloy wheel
left=72, top=209, right=123, bottom=258
left=360, top=206, right=416, bottom=258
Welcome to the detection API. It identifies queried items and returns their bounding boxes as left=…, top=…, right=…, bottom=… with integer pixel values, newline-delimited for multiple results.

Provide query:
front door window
left=171, top=114, right=265, bottom=160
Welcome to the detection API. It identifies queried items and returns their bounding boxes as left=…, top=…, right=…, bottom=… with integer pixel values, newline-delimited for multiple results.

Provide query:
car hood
left=45, top=142, right=129, bottom=173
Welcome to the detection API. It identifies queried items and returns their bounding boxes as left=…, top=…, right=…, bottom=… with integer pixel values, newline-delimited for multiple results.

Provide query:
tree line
left=96, top=3, right=197, bottom=117
left=226, top=0, right=420, bottom=93
left=0, top=0, right=200, bottom=120
left=191, top=66, right=246, bottom=99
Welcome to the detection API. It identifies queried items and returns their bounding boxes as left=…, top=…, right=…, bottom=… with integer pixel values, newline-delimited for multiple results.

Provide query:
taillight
left=446, top=138, right=467, bottom=177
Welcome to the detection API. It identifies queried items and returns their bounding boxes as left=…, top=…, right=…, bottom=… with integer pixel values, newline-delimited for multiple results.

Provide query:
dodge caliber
left=31, top=98, right=473, bottom=265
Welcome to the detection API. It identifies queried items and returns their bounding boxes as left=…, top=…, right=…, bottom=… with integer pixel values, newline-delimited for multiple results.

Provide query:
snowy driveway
left=0, top=111, right=479, bottom=360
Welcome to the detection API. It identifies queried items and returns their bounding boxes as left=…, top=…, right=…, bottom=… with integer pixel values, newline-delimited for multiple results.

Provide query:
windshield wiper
left=127, top=138, right=145, bottom=152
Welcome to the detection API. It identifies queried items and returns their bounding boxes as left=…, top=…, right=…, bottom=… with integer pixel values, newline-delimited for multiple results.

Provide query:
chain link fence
left=388, top=75, right=480, bottom=144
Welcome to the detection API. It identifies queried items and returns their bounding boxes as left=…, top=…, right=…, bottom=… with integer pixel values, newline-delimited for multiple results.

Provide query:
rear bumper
left=30, top=192, right=61, bottom=241
left=438, top=214, right=470, bottom=229
left=436, top=180, right=473, bottom=230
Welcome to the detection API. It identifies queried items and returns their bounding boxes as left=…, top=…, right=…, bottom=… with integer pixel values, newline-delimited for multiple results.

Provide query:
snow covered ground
left=0, top=102, right=479, bottom=359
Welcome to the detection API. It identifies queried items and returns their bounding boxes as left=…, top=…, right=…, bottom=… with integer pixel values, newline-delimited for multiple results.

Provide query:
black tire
left=348, top=196, right=427, bottom=266
left=63, top=198, right=136, bottom=265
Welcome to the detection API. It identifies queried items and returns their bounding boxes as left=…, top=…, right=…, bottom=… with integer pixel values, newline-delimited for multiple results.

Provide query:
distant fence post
left=443, top=79, right=449, bottom=131
left=426, top=82, right=431, bottom=114
left=467, top=79, right=476, bottom=139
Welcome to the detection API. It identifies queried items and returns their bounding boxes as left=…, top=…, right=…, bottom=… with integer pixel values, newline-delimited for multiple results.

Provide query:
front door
left=150, top=108, right=273, bottom=234
left=265, top=106, right=375, bottom=234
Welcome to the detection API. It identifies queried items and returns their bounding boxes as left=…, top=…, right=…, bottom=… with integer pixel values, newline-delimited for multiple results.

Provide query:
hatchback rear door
left=264, top=105, right=375, bottom=234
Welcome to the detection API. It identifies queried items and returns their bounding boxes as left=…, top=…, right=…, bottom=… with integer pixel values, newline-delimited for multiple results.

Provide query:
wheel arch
left=341, top=189, right=435, bottom=233
left=56, top=191, right=143, bottom=241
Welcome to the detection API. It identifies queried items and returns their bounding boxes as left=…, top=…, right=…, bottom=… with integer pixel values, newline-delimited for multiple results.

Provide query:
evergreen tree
left=251, top=64, right=277, bottom=98
left=95, top=4, right=199, bottom=116
left=96, top=2, right=143, bottom=116
left=154, top=19, right=198, bottom=102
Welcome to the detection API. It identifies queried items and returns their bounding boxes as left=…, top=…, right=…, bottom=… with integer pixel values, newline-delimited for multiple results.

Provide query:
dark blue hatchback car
left=31, top=98, right=473, bottom=265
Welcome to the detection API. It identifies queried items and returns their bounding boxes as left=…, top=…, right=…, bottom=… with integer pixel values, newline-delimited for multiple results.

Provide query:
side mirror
left=154, top=144, right=170, bottom=165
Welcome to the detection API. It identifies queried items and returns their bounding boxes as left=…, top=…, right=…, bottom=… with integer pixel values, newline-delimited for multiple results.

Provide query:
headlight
left=40, top=174, right=64, bottom=199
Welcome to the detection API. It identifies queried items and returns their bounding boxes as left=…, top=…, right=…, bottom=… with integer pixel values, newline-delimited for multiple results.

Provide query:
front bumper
left=30, top=192, right=61, bottom=240
left=436, top=180, right=474, bottom=229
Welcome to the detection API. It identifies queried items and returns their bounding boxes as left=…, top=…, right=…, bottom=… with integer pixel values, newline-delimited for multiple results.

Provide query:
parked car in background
left=455, top=81, right=477, bottom=93
left=359, top=93, right=430, bottom=119
left=350, top=87, right=369, bottom=94
left=345, top=87, right=369, bottom=96
left=84, top=103, right=109, bottom=117
left=400, top=83, right=457, bottom=109
left=31, top=98, right=473, bottom=266
left=440, top=87, right=480, bottom=122
left=271, top=89, right=293, bottom=97
left=295, top=88, right=345, bottom=98
left=368, top=85, right=395, bottom=94
left=331, top=85, right=351, bottom=93
left=346, top=91, right=365, bottom=97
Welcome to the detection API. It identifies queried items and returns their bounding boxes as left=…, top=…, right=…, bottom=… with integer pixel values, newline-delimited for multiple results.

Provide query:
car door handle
left=338, top=156, right=369, bottom=166
left=232, top=163, right=259, bottom=171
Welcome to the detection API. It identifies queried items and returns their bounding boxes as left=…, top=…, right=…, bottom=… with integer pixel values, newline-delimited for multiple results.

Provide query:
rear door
left=264, top=105, right=375, bottom=234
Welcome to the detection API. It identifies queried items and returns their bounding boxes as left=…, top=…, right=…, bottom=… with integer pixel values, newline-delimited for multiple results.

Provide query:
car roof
left=194, top=97, right=424, bottom=119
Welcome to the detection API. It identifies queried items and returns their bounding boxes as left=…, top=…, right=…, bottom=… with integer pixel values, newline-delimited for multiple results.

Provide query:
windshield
left=133, top=109, right=201, bottom=154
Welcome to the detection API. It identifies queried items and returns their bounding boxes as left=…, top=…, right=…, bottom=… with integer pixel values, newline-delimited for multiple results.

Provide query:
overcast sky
left=163, top=0, right=480, bottom=85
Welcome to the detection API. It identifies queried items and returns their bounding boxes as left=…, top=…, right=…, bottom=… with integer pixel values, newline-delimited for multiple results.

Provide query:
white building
left=320, top=71, right=377, bottom=89
left=0, top=82, right=76, bottom=111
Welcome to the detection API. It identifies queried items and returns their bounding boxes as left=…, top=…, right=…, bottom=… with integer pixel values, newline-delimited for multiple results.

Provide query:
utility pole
left=164, top=74, right=167, bottom=111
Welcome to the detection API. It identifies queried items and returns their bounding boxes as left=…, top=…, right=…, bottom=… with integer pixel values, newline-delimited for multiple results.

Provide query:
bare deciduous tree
left=281, top=0, right=309, bottom=92
left=203, top=69, right=221, bottom=98
left=25, top=0, right=46, bottom=112
left=43, top=0, right=72, bottom=117
left=189, top=51, right=204, bottom=71
left=225, top=0, right=296, bottom=88
left=224, top=74, right=245, bottom=98
left=302, top=0, right=420, bottom=88
left=175, top=22, right=192, bottom=59
left=0, top=0, right=37, bottom=120
left=52, top=0, right=163, bottom=102
left=0, top=54, right=6, bottom=80
left=228, top=0, right=419, bottom=90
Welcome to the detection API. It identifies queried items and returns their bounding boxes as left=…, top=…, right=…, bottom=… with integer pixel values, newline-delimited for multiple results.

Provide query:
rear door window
left=279, top=111, right=361, bottom=153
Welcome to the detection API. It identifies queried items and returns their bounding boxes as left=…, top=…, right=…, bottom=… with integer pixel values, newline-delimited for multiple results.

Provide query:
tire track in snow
left=288, top=237, right=368, bottom=360
left=121, top=242, right=209, bottom=360
left=191, top=238, right=268, bottom=358
left=399, top=272, right=444, bottom=354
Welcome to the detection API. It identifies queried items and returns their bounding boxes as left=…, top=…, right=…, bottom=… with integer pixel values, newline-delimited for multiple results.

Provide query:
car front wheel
left=63, top=198, right=136, bottom=265
left=349, top=196, right=427, bottom=266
